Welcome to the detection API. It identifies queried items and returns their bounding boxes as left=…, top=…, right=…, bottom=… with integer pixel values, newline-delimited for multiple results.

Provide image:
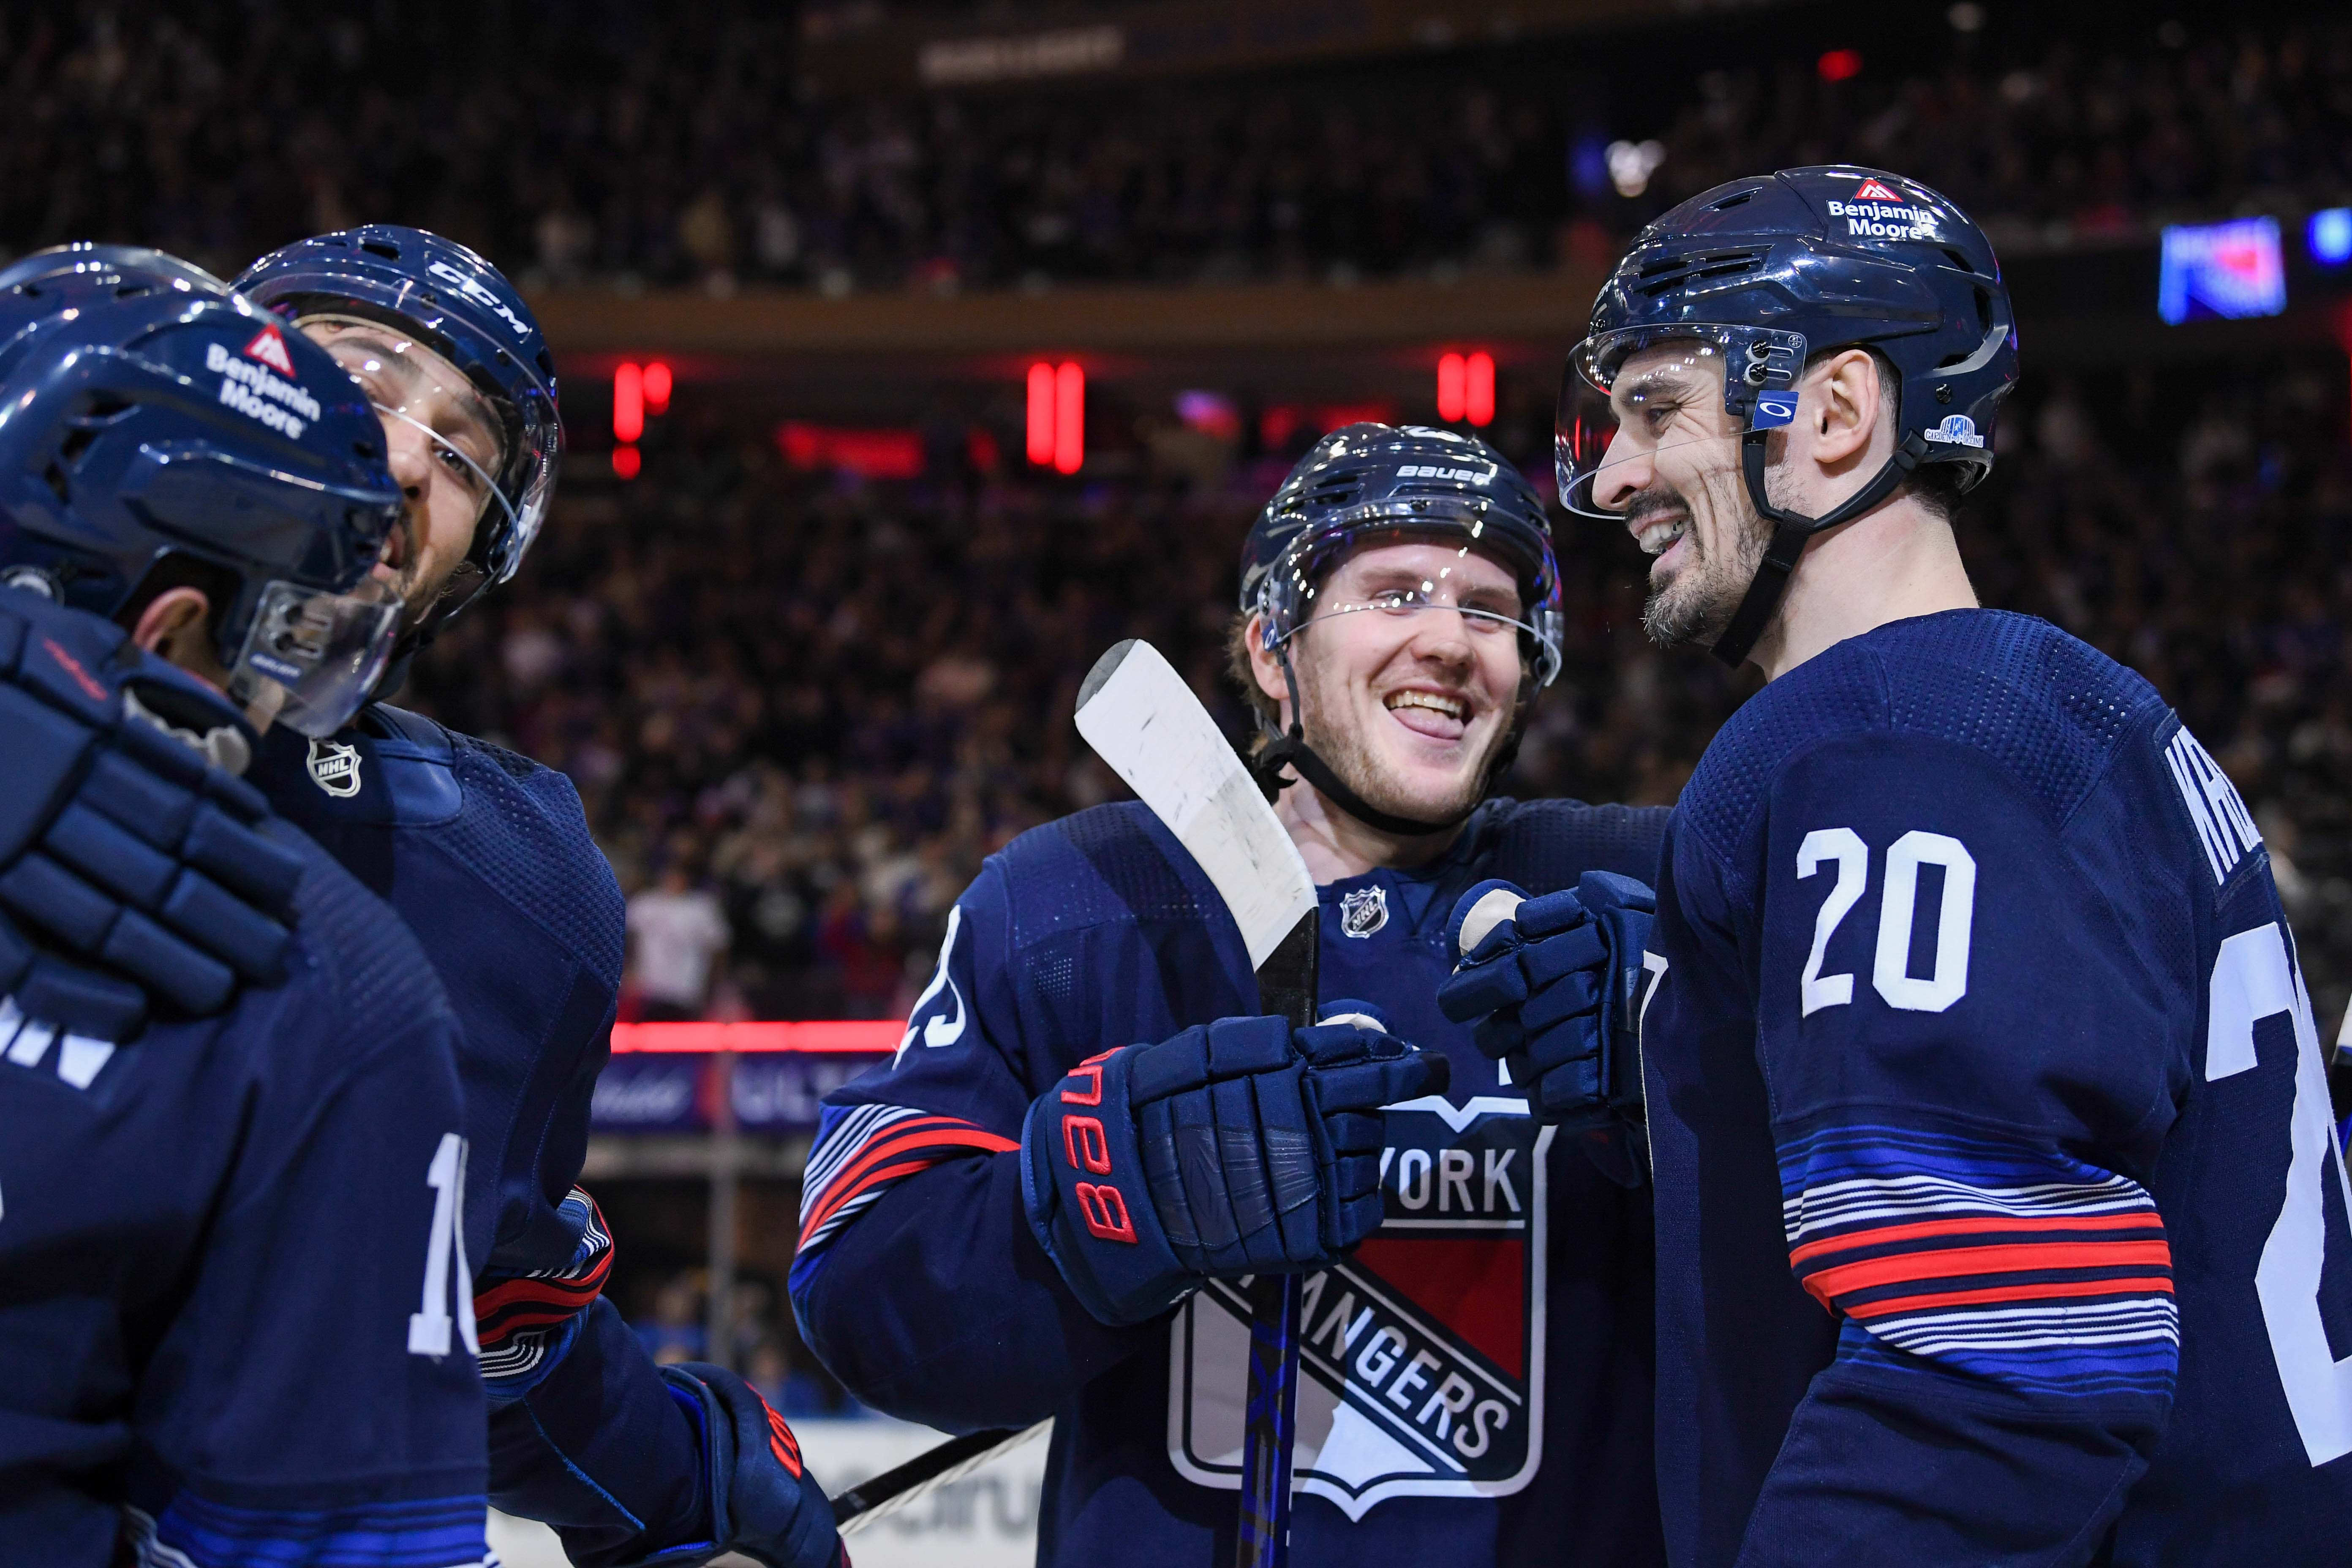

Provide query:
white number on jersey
left=2208, top=923, right=2352, bottom=1466
left=1794, top=828, right=1976, bottom=1017
left=408, top=1132, right=480, bottom=1360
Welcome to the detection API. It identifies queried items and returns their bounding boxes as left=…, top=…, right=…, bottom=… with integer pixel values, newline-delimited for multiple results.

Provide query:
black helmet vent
left=1301, top=475, right=1364, bottom=512
left=1636, top=248, right=1768, bottom=298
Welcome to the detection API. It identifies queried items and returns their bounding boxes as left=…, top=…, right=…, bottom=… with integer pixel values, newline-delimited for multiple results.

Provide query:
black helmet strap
left=1711, top=428, right=1931, bottom=668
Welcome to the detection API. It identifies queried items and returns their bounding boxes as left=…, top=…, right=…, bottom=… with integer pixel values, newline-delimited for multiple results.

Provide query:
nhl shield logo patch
left=306, top=738, right=362, bottom=798
left=1168, top=1097, right=1552, bottom=1518
left=1339, top=885, right=1388, bottom=939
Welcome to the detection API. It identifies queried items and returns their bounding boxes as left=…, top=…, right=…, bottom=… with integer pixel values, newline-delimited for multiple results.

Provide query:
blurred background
left=19, top=0, right=2352, bottom=1557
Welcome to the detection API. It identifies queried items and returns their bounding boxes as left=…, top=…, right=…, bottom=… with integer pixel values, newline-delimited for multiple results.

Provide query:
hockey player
left=224, top=228, right=842, bottom=1568
left=1455, top=165, right=2352, bottom=1563
left=0, top=230, right=837, bottom=1566
left=790, top=424, right=1671, bottom=1566
left=0, top=265, right=493, bottom=1564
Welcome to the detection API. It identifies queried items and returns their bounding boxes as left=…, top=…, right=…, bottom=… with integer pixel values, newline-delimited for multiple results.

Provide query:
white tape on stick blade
left=1073, top=639, right=1316, bottom=971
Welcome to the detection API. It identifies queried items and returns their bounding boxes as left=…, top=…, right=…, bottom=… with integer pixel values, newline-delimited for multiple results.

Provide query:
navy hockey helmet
left=234, top=225, right=561, bottom=625
left=1561, top=165, right=2017, bottom=666
left=1238, top=423, right=1565, bottom=835
left=0, top=248, right=405, bottom=737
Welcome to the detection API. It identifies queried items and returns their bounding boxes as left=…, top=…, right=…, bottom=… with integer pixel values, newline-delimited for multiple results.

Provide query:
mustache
left=1622, top=485, right=1689, bottom=529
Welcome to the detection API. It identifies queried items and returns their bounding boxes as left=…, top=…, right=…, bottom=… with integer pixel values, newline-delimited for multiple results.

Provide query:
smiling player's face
left=298, top=317, right=505, bottom=630
left=1274, top=539, right=1526, bottom=826
left=1589, top=343, right=1764, bottom=650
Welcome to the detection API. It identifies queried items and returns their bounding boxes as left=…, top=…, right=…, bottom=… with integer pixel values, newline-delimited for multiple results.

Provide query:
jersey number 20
left=2210, top=923, right=2352, bottom=1467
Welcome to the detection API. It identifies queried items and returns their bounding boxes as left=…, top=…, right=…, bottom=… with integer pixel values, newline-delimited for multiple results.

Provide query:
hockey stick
left=830, top=1420, right=1049, bottom=1534
left=1074, top=638, right=1320, bottom=1568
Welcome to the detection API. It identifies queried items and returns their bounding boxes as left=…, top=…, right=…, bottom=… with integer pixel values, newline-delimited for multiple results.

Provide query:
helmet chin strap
left=1710, top=430, right=1931, bottom=669
left=1248, top=642, right=1497, bottom=838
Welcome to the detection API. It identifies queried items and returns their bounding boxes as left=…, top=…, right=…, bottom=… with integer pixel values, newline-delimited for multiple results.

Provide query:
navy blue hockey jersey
left=791, top=796, right=1669, bottom=1568
left=250, top=707, right=710, bottom=1561
left=0, top=819, right=491, bottom=1567
left=1642, top=609, right=2352, bottom=1566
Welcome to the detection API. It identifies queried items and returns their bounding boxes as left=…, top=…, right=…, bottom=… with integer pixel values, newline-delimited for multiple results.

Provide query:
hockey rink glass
left=1258, top=517, right=1565, bottom=688
left=305, top=316, right=531, bottom=560
left=1556, top=324, right=1807, bottom=517
left=228, top=577, right=401, bottom=737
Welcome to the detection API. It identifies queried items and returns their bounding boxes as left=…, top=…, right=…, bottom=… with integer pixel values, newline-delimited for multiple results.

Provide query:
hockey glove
left=0, top=591, right=302, bottom=1036
left=1021, top=1002, right=1448, bottom=1326
left=1438, top=872, right=1655, bottom=1161
left=640, top=1363, right=844, bottom=1568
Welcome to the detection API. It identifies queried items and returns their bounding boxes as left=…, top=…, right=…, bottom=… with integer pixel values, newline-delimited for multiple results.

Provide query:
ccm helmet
left=1560, top=165, right=2017, bottom=666
left=236, top=225, right=561, bottom=630
left=1239, top=423, right=1564, bottom=835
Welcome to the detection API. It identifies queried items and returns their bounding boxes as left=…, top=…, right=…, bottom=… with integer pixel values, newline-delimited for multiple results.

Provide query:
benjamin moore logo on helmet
left=243, top=323, right=297, bottom=376
left=1929, top=414, right=1985, bottom=448
left=205, top=340, right=322, bottom=439
left=1852, top=178, right=1904, bottom=202
left=425, top=259, right=531, bottom=339
left=1396, top=463, right=1495, bottom=484
left=1823, top=197, right=1939, bottom=240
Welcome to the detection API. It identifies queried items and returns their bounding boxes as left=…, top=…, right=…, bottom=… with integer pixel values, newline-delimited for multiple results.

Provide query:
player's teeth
left=1387, top=691, right=1465, bottom=719
left=1639, top=519, right=1688, bottom=555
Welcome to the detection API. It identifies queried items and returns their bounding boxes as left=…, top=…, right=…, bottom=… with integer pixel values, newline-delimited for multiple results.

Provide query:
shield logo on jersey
left=306, top=738, right=362, bottom=798
left=1167, top=1097, right=1551, bottom=1518
left=1339, top=885, right=1388, bottom=939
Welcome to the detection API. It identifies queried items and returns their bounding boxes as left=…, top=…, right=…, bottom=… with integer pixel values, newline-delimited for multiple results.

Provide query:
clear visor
left=302, top=315, right=539, bottom=575
left=1259, top=516, right=1565, bottom=687
left=228, top=577, right=401, bottom=737
left=1556, top=325, right=1807, bottom=517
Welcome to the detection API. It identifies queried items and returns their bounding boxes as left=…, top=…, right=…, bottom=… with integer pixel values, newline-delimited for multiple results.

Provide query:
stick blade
left=1074, top=640, right=1316, bottom=971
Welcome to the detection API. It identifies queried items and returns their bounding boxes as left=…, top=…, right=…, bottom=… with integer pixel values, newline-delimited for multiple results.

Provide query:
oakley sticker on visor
left=1751, top=391, right=1798, bottom=430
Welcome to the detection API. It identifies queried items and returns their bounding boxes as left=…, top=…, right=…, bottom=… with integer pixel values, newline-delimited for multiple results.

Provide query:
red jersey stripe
left=1801, top=1237, right=2174, bottom=1301
left=1788, top=1209, right=2165, bottom=1266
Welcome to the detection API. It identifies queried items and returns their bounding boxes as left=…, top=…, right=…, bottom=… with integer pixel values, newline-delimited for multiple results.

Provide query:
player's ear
left=1244, top=612, right=1290, bottom=710
left=131, top=586, right=212, bottom=667
left=1809, top=348, right=1882, bottom=468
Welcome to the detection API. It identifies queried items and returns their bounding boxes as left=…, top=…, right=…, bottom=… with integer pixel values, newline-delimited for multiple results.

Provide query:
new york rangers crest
left=1168, top=1097, right=1552, bottom=1518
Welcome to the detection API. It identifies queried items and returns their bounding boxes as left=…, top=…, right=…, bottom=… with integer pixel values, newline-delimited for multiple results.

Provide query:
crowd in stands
left=3, top=6, right=2349, bottom=292
left=406, top=358, right=2352, bottom=1043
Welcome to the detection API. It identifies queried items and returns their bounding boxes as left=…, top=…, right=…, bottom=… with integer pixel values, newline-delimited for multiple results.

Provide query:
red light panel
left=642, top=361, right=673, bottom=415
left=612, top=444, right=641, bottom=479
left=1026, top=362, right=1056, bottom=465
left=609, top=1020, right=905, bottom=1054
left=1054, top=362, right=1084, bottom=475
left=1817, top=48, right=1862, bottom=82
left=1436, top=352, right=1467, bottom=422
left=612, top=362, right=645, bottom=443
left=774, top=422, right=926, bottom=480
left=1465, top=351, right=1496, bottom=427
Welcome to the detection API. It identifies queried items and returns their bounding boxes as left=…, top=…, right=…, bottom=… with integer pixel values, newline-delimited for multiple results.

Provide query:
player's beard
left=1636, top=465, right=1771, bottom=651
left=1294, top=657, right=1505, bottom=828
